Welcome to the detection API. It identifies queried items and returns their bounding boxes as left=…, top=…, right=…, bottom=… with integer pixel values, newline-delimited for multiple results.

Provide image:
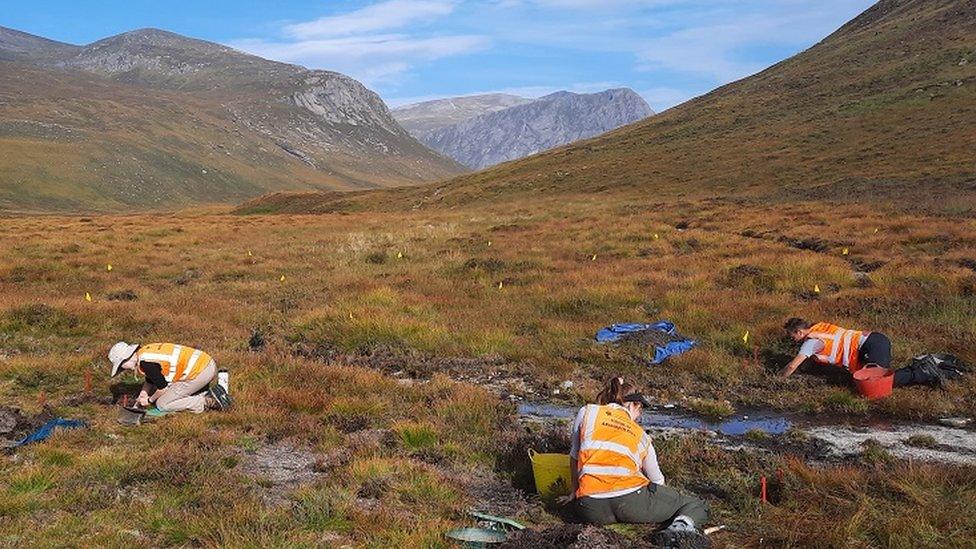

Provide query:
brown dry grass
left=1, top=191, right=975, bottom=546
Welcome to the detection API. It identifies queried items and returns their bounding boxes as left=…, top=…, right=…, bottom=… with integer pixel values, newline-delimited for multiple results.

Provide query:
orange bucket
left=853, top=366, right=894, bottom=399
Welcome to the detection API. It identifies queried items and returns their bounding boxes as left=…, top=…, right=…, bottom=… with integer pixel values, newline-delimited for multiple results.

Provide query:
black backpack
left=908, top=353, right=969, bottom=381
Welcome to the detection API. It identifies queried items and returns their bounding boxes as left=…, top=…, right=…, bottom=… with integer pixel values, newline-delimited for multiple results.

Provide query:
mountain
left=392, top=93, right=533, bottom=136
left=242, top=0, right=976, bottom=214
left=395, top=89, right=654, bottom=169
left=0, top=26, right=462, bottom=211
left=0, top=26, right=80, bottom=62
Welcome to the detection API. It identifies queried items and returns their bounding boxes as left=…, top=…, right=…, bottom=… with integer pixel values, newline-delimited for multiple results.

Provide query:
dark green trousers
left=576, top=484, right=709, bottom=526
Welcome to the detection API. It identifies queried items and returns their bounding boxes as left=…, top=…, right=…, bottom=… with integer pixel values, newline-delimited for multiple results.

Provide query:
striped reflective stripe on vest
left=184, top=349, right=204, bottom=380
left=808, top=322, right=864, bottom=370
left=579, top=464, right=636, bottom=477
left=138, top=343, right=210, bottom=382
left=580, top=439, right=642, bottom=466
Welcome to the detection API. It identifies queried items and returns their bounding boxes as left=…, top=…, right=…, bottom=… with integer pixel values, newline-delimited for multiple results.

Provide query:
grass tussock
left=1, top=192, right=975, bottom=545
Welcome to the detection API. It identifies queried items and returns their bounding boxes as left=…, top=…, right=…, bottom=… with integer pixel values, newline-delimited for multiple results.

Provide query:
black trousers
left=858, top=332, right=892, bottom=368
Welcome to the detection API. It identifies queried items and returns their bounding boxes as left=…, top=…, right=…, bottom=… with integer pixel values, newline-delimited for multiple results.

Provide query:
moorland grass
left=0, top=196, right=974, bottom=546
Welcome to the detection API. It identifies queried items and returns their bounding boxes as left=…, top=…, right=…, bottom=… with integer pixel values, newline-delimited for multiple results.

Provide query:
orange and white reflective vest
left=136, top=343, right=212, bottom=382
left=807, top=322, right=866, bottom=371
left=575, top=404, right=651, bottom=498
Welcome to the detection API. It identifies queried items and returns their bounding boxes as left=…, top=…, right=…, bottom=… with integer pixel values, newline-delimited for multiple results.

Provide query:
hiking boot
left=648, top=515, right=711, bottom=549
left=204, top=394, right=220, bottom=410
left=208, top=384, right=232, bottom=410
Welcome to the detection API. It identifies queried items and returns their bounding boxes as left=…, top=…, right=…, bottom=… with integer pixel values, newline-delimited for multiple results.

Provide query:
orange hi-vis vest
left=136, top=343, right=212, bottom=382
left=807, top=322, right=866, bottom=371
left=575, top=404, right=652, bottom=498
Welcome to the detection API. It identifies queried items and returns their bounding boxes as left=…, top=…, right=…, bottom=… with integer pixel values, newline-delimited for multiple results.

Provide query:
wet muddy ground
left=290, top=340, right=976, bottom=468
left=500, top=524, right=648, bottom=549
left=0, top=405, right=52, bottom=449
left=500, top=524, right=712, bottom=549
left=517, top=401, right=976, bottom=465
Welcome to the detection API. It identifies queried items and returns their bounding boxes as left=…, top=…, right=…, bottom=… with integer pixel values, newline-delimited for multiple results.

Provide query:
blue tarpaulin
left=595, top=321, right=696, bottom=365
left=15, top=418, right=87, bottom=447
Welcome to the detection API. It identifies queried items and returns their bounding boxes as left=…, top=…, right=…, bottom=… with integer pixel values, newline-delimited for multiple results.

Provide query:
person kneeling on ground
left=569, top=377, right=709, bottom=540
left=109, top=341, right=231, bottom=413
left=778, top=318, right=950, bottom=387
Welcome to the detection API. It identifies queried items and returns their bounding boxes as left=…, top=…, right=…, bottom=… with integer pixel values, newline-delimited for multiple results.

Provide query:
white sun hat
left=108, top=341, right=139, bottom=377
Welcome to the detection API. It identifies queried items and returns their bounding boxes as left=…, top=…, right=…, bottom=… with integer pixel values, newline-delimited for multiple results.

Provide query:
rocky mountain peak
left=392, top=93, right=534, bottom=136
left=401, top=88, right=654, bottom=169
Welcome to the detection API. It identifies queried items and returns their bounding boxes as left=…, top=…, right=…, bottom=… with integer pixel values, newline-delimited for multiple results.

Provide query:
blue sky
left=4, top=0, right=875, bottom=110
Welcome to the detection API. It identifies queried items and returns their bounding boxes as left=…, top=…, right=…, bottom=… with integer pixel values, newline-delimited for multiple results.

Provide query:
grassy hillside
left=245, top=0, right=976, bottom=215
left=0, top=62, right=362, bottom=212
left=0, top=27, right=464, bottom=213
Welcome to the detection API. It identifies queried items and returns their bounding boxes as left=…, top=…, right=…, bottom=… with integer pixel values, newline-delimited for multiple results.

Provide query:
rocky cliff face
left=403, top=89, right=654, bottom=169
left=392, top=94, right=533, bottom=136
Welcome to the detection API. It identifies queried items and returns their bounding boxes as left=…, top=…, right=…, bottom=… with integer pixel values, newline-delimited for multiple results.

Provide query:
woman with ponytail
left=569, top=377, right=709, bottom=539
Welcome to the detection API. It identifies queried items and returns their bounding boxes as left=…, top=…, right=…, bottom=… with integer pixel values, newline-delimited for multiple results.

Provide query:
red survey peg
left=760, top=475, right=768, bottom=504
left=84, top=370, right=93, bottom=392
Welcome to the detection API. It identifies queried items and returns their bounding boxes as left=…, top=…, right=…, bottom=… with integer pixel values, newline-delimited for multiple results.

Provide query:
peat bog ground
left=1, top=194, right=975, bottom=547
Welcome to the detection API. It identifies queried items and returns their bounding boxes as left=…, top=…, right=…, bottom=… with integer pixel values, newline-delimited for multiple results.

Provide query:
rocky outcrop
left=404, top=89, right=654, bottom=169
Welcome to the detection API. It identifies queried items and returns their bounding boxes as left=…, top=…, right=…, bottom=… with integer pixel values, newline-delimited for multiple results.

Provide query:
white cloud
left=495, top=0, right=690, bottom=8
left=230, top=0, right=875, bottom=104
left=228, top=1, right=483, bottom=87
left=231, top=33, right=488, bottom=85
left=285, top=0, right=456, bottom=39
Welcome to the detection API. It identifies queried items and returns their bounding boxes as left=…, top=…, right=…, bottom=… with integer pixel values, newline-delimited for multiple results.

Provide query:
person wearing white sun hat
left=108, top=341, right=231, bottom=413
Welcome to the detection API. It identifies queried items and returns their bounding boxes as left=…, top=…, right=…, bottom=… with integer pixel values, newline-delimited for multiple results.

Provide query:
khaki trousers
left=156, top=360, right=216, bottom=414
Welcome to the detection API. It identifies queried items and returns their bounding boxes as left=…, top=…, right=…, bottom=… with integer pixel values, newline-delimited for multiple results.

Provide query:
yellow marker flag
left=497, top=281, right=503, bottom=289
left=591, top=254, right=597, bottom=261
left=743, top=331, right=750, bottom=344
left=487, top=241, right=492, bottom=247
left=247, top=250, right=253, bottom=257
left=85, top=292, right=92, bottom=302
left=654, top=233, right=660, bottom=240
left=814, top=284, right=821, bottom=293
left=873, top=228, right=879, bottom=234
left=349, top=313, right=354, bottom=320
left=280, top=275, right=286, bottom=282
left=397, top=251, right=403, bottom=259
left=842, top=248, right=849, bottom=255
left=106, top=264, right=113, bottom=272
